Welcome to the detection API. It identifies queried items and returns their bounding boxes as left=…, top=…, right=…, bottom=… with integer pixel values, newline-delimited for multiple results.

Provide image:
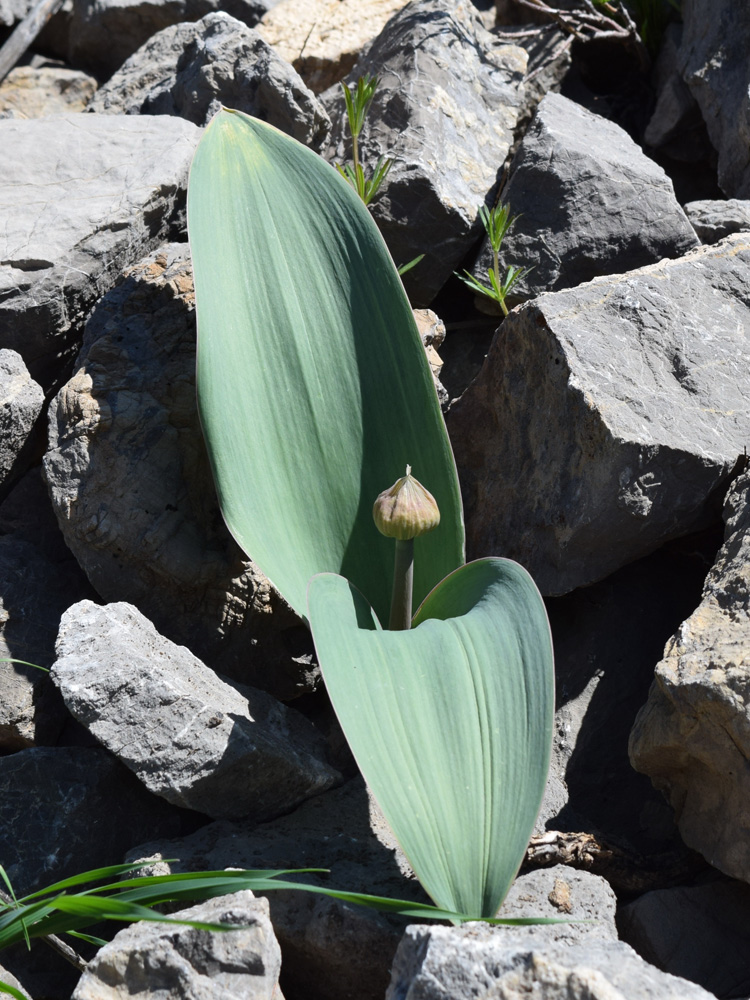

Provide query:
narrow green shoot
left=336, top=76, right=393, bottom=206
left=457, top=203, right=526, bottom=316
left=397, top=254, right=425, bottom=277
left=0, top=658, right=49, bottom=673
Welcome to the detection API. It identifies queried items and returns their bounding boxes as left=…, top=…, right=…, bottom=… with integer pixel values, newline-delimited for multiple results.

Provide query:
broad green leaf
left=308, top=559, right=554, bottom=918
left=188, top=110, right=464, bottom=624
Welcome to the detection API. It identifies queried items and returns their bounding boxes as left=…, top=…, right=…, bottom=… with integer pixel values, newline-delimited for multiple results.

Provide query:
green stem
left=389, top=538, right=414, bottom=631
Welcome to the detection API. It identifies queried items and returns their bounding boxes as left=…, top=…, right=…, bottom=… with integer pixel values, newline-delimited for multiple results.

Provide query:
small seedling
left=457, top=203, right=528, bottom=317
left=336, top=75, right=393, bottom=207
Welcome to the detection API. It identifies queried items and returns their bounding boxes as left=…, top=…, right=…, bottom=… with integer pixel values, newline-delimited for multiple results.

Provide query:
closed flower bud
left=373, top=466, right=440, bottom=540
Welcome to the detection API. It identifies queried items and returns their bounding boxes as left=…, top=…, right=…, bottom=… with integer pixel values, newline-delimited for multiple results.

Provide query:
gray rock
left=0, top=746, right=184, bottom=895
left=448, top=234, right=750, bottom=596
left=471, top=92, right=699, bottom=303
left=51, top=600, right=340, bottom=819
left=67, top=0, right=277, bottom=79
left=0, top=114, right=199, bottom=393
left=0, top=964, right=29, bottom=1000
left=73, top=891, right=282, bottom=1000
left=677, top=0, right=750, bottom=196
left=684, top=199, right=750, bottom=243
left=127, top=779, right=429, bottom=1000
left=629, top=469, right=750, bottom=883
left=499, top=865, right=617, bottom=944
left=386, top=929, right=717, bottom=1000
left=89, top=12, right=330, bottom=148
left=43, top=243, right=315, bottom=699
left=0, top=350, right=43, bottom=495
left=0, top=65, right=97, bottom=118
left=619, top=875, right=750, bottom=999
left=323, top=0, right=527, bottom=305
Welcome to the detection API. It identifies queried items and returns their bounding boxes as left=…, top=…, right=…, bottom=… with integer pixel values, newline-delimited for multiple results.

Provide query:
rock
left=498, top=865, right=617, bottom=943
left=67, top=0, right=277, bottom=79
left=51, top=600, right=340, bottom=820
left=258, top=0, right=411, bottom=93
left=414, top=308, right=447, bottom=406
left=88, top=12, right=330, bottom=148
left=629, top=469, right=750, bottom=883
left=471, top=92, right=699, bottom=303
left=0, top=746, right=185, bottom=895
left=448, top=234, right=750, bottom=596
left=127, top=778, right=429, bottom=1000
left=323, top=0, right=527, bottom=305
left=0, top=114, right=200, bottom=393
left=684, top=199, right=750, bottom=242
left=386, top=929, right=718, bottom=1000
left=0, top=349, right=43, bottom=496
left=73, top=891, right=283, bottom=1000
left=677, top=0, right=750, bottom=196
left=43, top=243, right=316, bottom=698
left=619, top=875, right=750, bottom=999
left=0, top=964, right=30, bottom=1000
left=0, top=65, right=97, bottom=117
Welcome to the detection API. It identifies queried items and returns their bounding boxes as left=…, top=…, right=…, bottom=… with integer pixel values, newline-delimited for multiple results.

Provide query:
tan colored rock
left=629, top=469, right=750, bottom=882
left=258, top=0, right=411, bottom=92
left=0, top=65, right=96, bottom=118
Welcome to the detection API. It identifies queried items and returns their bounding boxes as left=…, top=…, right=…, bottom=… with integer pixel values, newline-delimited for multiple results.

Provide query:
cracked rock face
left=448, top=234, right=750, bottom=595
left=0, top=114, right=200, bottom=393
left=629, top=469, right=750, bottom=883
left=89, top=12, right=331, bottom=148
left=44, top=243, right=316, bottom=699
left=323, top=0, right=527, bottom=305
left=0, top=349, right=43, bottom=495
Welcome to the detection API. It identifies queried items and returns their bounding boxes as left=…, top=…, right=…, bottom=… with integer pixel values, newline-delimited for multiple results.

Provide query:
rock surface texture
left=43, top=243, right=312, bottom=698
left=89, top=12, right=330, bottom=147
left=73, top=891, right=283, bottom=1000
left=324, top=0, right=527, bottom=304
left=0, top=115, right=199, bottom=392
left=386, top=929, right=717, bottom=1000
left=684, top=198, right=750, bottom=242
left=66, top=0, right=276, bottom=79
left=0, top=65, right=97, bottom=117
left=51, top=601, right=340, bottom=819
left=677, top=0, right=750, bottom=196
left=629, top=468, right=750, bottom=883
left=0, top=349, right=43, bottom=494
left=449, top=235, right=750, bottom=595
left=472, top=92, right=699, bottom=301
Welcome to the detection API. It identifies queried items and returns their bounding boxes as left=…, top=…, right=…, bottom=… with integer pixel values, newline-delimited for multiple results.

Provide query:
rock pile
left=1, top=0, right=749, bottom=997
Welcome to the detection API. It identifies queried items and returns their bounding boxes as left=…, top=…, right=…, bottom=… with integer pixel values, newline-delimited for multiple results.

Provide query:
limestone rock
left=0, top=65, right=97, bottom=117
left=258, top=0, right=411, bottom=93
left=0, top=746, right=184, bottom=895
left=89, top=12, right=330, bottom=148
left=73, top=891, right=283, bottom=1000
left=386, top=930, right=718, bottom=1000
left=0, top=349, right=43, bottom=495
left=471, top=92, right=699, bottom=303
left=677, top=0, right=750, bottom=196
left=629, top=469, right=750, bottom=883
left=43, top=243, right=316, bottom=698
left=619, top=875, right=750, bottom=999
left=684, top=199, right=750, bottom=243
left=0, top=964, right=29, bottom=1000
left=67, top=0, right=277, bottom=79
left=0, top=114, right=199, bottom=393
left=448, top=235, right=750, bottom=595
left=127, top=779, right=428, bottom=1000
left=324, top=0, right=527, bottom=305
left=51, top=601, right=340, bottom=819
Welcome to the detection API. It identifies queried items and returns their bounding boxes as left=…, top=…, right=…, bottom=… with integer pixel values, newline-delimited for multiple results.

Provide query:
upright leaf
left=188, top=110, right=464, bottom=623
left=308, top=558, right=554, bottom=918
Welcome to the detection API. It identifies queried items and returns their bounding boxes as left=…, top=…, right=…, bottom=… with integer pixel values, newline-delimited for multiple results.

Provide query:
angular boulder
left=67, top=0, right=276, bottom=79
left=471, top=92, right=699, bottom=302
left=0, top=65, right=97, bottom=117
left=323, top=0, right=527, bottom=304
left=677, top=0, right=750, bottom=197
left=386, top=929, right=717, bottom=1000
left=0, top=114, right=199, bottom=392
left=88, top=12, right=330, bottom=148
left=448, top=235, right=750, bottom=595
left=51, top=601, right=340, bottom=820
left=73, top=891, right=283, bottom=1000
left=629, top=469, right=750, bottom=883
left=0, top=349, right=43, bottom=495
left=684, top=198, right=750, bottom=243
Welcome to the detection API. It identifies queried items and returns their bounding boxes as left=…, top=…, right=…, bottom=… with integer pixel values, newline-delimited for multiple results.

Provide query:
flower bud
left=373, top=465, right=440, bottom=540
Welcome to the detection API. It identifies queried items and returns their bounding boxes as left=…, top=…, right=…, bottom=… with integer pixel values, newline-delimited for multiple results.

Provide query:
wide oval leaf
left=308, top=558, right=554, bottom=918
left=188, top=110, right=464, bottom=624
